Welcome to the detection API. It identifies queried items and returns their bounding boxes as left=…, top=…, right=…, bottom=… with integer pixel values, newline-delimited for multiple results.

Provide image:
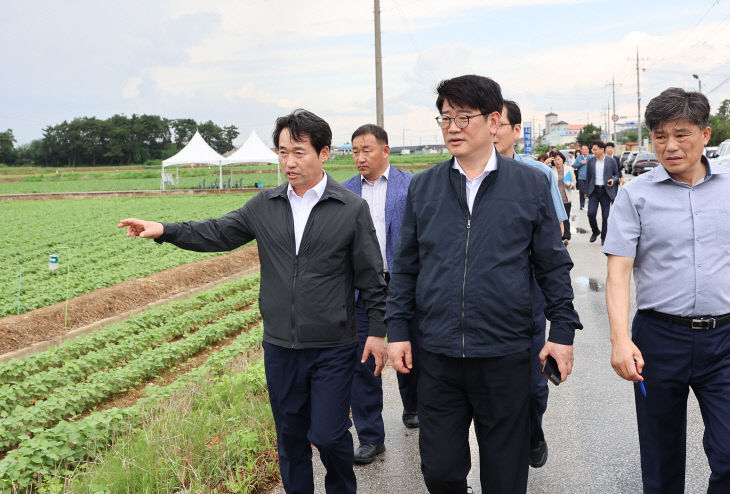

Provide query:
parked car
left=632, top=153, right=660, bottom=175
left=705, top=146, right=719, bottom=159
left=710, top=139, right=730, bottom=169
left=624, top=151, right=639, bottom=174
left=619, top=151, right=631, bottom=168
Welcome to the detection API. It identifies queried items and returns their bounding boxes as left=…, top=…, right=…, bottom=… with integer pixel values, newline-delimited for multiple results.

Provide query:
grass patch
left=64, top=352, right=279, bottom=493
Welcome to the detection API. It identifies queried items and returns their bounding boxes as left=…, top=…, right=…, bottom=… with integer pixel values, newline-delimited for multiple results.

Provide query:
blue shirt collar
left=649, top=155, right=726, bottom=183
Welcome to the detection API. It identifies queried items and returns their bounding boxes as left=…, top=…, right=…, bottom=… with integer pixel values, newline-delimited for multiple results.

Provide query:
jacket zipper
left=291, top=256, right=298, bottom=348
left=460, top=174, right=470, bottom=358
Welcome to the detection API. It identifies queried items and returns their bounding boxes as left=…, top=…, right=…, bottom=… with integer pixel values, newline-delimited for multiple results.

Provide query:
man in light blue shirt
left=494, top=100, right=569, bottom=469
left=605, top=88, right=730, bottom=494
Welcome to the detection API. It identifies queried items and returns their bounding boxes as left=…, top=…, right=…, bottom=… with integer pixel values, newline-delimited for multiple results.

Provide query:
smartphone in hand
left=541, top=355, right=562, bottom=386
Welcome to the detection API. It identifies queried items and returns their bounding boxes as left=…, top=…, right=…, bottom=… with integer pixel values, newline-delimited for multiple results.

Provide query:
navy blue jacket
left=385, top=155, right=582, bottom=358
left=341, top=165, right=412, bottom=273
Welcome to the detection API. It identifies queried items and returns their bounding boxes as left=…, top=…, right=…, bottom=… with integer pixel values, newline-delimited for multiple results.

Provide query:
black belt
left=384, top=272, right=390, bottom=283
left=594, top=185, right=605, bottom=189
left=639, top=309, right=730, bottom=330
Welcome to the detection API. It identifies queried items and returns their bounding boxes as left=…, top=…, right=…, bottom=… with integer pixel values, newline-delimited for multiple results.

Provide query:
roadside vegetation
left=0, top=274, right=278, bottom=492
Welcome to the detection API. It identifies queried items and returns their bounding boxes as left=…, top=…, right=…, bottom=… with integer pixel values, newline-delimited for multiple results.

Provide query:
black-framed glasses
left=435, top=113, right=488, bottom=129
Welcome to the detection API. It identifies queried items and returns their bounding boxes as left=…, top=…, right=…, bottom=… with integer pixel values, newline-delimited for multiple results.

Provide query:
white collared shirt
left=361, top=165, right=390, bottom=272
left=452, top=148, right=498, bottom=213
left=595, top=158, right=605, bottom=186
left=287, top=171, right=328, bottom=254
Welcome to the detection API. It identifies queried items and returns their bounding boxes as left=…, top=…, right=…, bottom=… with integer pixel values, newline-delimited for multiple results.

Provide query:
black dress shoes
left=529, top=440, right=548, bottom=468
left=589, top=232, right=599, bottom=242
left=354, top=443, right=385, bottom=465
left=402, top=412, right=419, bottom=428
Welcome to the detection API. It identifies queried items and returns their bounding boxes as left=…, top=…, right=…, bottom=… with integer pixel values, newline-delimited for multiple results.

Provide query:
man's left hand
left=538, top=341, right=574, bottom=383
left=362, top=336, right=387, bottom=376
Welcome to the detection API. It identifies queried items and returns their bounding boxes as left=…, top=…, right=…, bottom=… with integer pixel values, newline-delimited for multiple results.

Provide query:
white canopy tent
left=221, top=130, right=281, bottom=186
left=161, top=130, right=224, bottom=191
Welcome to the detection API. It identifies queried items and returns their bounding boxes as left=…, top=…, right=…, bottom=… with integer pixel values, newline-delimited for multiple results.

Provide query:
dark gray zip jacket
left=386, top=155, right=582, bottom=358
left=156, top=176, right=387, bottom=349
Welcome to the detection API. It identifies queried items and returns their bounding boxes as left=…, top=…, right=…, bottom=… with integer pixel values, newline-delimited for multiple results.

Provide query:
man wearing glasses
left=386, top=75, right=582, bottom=493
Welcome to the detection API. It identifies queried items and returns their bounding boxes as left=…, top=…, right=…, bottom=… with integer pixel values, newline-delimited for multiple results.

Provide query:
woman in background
left=546, top=151, right=573, bottom=245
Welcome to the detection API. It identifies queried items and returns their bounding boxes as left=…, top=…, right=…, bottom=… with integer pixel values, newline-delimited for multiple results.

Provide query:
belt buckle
left=691, top=318, right=716, bottom=330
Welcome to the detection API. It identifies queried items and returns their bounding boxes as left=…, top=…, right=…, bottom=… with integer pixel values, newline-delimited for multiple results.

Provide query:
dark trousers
left=352, top=292, right=420, bottom=445
left=587, top=186, right=611, bottom=240
left=418, top=348, right=530, bottom=494
left=632, top=312, right=730, bottom=494
left=263, top=341, right=358, bottom=494
left=352, top=298, right=385, bottom=445
left=562, top=202, right=572, bottom=240
left=529, top=276, right=548, bottom=448
left=577, top=179, right=587, bottom=208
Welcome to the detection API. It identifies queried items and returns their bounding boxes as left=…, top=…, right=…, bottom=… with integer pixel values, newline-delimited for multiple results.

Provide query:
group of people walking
left=118, top=77, right=729, bottom=494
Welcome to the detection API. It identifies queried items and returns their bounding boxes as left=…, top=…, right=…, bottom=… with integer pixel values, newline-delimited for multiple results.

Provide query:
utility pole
left=374, top=0, right=384, bottom=128
left=606, top=75, right=621, bottom=144
left=630, top=47, right=648, bottom=150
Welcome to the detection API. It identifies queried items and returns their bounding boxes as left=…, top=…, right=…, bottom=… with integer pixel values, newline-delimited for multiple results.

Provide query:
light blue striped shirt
left=513, top=154, right=568, bottom=222
left=603, top=158, right=730, bottom=316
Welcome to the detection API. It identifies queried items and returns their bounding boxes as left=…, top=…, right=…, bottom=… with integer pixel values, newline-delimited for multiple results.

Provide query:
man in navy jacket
left=386, top=75, right=582, bottom=494
left=342, top=124, right=420, bottom=465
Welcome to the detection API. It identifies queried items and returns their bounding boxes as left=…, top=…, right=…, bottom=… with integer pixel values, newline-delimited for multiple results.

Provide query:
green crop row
left=1, top=193, right=257, bottom=317
left=0, top=287, right=259, bottom=416
left=0, top=323, right=266, bottom=489
left=0, top=273, right=260, bottom=384
left=0, top=306, right=260, bottom=452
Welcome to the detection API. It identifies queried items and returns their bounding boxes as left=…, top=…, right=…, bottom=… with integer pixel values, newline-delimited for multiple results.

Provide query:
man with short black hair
left=342, top=124, right=420, bottom=465
left=585, top=140, right=619, bottom=244
left=386, top=75, right=582, bottom=493
left=118, top=109, right=387, bottom=494
left=605, top=142, right=624, bottom=186
left=605, top=87, right=730, bottom=493
left=494, top=99, right=568, bottom=468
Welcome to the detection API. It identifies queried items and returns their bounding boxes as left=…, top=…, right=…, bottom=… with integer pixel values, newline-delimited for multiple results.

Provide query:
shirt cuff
left=386, top=319, right=410, bottom=342
left=154, top=222, right=178, bottom=244
left=547, top=324, right=577, bottom=345
left=368, top=318, right=386, bottom=338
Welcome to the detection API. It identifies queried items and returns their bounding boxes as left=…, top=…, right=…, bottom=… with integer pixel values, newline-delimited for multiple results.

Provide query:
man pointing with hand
left=120, top=109, right=387, bottom=494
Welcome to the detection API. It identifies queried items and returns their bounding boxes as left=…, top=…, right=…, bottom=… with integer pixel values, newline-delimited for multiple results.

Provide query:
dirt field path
left=0, top=245, right=260, bottom=358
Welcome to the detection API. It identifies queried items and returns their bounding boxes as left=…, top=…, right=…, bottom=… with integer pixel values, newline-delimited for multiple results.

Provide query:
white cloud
left=121, top=77, right=143, bottom=99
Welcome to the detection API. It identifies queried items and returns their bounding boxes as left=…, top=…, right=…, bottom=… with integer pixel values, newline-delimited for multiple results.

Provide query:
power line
left=648, top=0, right=720, bottom=66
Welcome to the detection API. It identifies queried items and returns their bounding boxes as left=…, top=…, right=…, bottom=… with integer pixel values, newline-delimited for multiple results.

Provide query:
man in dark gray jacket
left=387, top=75, right=582, bottom=494
left=119, top=109, right=387, bottom=494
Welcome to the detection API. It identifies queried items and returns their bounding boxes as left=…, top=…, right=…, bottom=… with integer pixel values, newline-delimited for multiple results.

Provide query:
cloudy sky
left=2, top=0, right=730, bottom=148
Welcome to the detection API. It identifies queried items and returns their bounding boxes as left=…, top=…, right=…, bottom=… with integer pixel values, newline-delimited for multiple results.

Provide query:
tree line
left=0, top=115, right=239, bottom=166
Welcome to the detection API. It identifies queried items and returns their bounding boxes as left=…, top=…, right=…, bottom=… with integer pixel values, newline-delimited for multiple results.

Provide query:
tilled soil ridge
left=0, top=245, right=260, bottom=357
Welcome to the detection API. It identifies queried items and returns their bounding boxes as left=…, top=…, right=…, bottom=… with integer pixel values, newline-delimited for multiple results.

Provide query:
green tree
left=0, top=129, right=16, bottom=164
left=709, top=98, right=730, bottom=146
left=576, top=124, right=602, bottom=146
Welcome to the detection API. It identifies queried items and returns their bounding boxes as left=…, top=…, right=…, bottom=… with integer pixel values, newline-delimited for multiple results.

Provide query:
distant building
left=545, top=112, right=558, bottom=134
left=389, top=145, right=447, bottom=155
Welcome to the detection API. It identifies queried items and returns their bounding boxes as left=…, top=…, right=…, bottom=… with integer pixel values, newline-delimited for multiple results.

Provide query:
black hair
left=592, top=140, right=606, bottom=150
left=272, top=109, right=331, bottom=154
left=644, top=87, right=710, bottom=131
left=503, top=100, right=522, bottom=126
left=436, top=75, right=503, bottom=116
left=352, top=124, right=389, bottom=146
left=606, top=142, right=615, bottom=148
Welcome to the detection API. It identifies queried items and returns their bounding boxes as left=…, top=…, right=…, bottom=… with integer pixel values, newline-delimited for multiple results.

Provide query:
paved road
left=283, top=185, right=712, bottom=493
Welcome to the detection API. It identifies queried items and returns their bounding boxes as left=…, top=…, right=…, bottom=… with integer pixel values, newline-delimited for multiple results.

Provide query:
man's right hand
left=611, top=338, right=644, bottom=382
left=117, top=218, right=164, bottom=239
left=387, top=341, right=412, bottom=374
